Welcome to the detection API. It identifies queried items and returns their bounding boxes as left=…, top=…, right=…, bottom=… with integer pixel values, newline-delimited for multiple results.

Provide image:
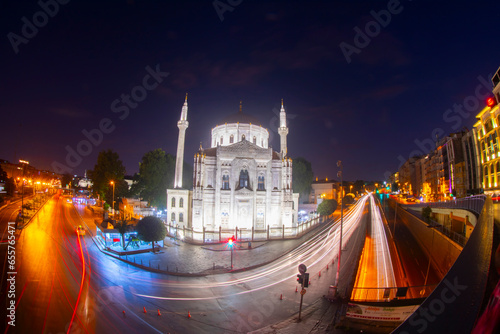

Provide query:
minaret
left=174, top=94, right=189, bottom=188
left=278, top=99, right=289, bottom=158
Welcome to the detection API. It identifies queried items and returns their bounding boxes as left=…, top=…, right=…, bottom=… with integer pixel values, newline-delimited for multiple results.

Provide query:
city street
left=6, top=194, right=370, bottom=333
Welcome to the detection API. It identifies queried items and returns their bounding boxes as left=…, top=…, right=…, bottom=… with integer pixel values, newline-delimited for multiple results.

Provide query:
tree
left=114, top=220, right=130, bottom=250
left=292, top=157, right=314, bottom=203
left=61, top=173, right=72, bottom=188
left=130, top=149, right=172, bottom=209
left=89, top=149, right=126, bottom=202
left=105, top=179, right=129, bottom=212
left=136, top=216, right=167, bottom=253
left=422, top=206, right=432, bottom=223
left=317, top=199, right=338, bottom=217
left=343, top=194, right=355, bottom=205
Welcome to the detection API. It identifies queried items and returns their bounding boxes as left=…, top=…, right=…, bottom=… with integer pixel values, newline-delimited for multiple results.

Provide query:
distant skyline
left=1, top=1, right=499, bottom=181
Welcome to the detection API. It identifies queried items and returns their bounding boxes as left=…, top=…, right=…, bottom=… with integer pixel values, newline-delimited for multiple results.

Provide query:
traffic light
left=303, top=273, right=309, bottom=287
left=297, top=274, right=303, bottom=285
left=227, top=236, right=234, bottom=247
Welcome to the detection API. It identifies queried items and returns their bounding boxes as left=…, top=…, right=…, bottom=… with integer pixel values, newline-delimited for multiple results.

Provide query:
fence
left=404, top=195, right=486, bottom=216
left=164, top=216, right=323, bottom=244
left=350, top=284, right=439, bottom=302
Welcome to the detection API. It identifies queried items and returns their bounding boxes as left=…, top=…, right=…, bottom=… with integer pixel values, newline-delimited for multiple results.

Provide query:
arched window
left=220, top=136, right=223, bottom=145
left=179, top=198, right=184, bottom=208
left=239, top=170, right=249, bottom=188
left=230, top=135, right=234, bottom=143
left=179, top=213, right=184, bottom=222
left=261, top=139, right=263, bottom=147
left=222, top=174, right=230, bottom=190
left=253, top=136, right=257, bottom=144
left=171, top=197, right=176, bottom=207
left=171, top=212, right=176, bottom=222
left=242, top=134, right=246, bottom=141
left=258, top=175, right=265, bottom=190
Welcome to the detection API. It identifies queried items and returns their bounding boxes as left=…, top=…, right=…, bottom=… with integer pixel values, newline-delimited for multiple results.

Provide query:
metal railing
left=402, top=195, right=486, bottom=216
left=164, top=216, right=324, bottom=244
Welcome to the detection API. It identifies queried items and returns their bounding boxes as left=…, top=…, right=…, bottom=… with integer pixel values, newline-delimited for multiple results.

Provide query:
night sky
left=1, top=0, right=499, bottom=181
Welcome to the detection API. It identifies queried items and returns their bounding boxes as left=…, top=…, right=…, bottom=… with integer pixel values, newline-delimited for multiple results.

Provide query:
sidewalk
left=250, top=202, right=368, bottom=334
left=75, top=204, right=339, bottom=276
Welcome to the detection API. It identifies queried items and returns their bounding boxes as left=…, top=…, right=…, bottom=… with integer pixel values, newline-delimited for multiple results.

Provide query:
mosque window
left=239, top=170, right=249, bottom=188
left=220, top=136, right=223, bottom=145
left=242, top=134, right=246, bottom=141
left=171, top=197, right=176, bottom=207
left=179, top=213, right=184, bottom=222
left=171, top=212, right=175, bottom=221
left=253, top=136, right=257, bottom=144
left=222, top=174, right=230, bottom=190
left=258, top=175, right=265, bottom=190
left=179, top=198, right=184, bottom=208
left=230, top=135, right=234, bottom=143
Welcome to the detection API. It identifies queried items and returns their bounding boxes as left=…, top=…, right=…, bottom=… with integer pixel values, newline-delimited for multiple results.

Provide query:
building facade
left=167, top=98, right=299, bottom=234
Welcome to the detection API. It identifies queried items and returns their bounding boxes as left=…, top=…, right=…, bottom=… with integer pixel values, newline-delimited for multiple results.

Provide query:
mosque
left=166, top=96, right=299, bottom=235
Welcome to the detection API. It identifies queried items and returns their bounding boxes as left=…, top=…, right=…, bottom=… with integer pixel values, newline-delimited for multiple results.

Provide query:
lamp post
left=334, top=160, right=343, bottom=296
left=110, top=181, right=115, bottom=218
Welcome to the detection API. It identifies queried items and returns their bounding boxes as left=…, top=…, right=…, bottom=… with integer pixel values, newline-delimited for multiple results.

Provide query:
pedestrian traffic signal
left=303, top=273, right=309, bottom=287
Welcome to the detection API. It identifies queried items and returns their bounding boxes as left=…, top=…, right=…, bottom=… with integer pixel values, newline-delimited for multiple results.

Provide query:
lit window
left=239, top=170, right=249, bottom=188
left=179, top=213, right=184, bottom=222
left=253, top=136, right=257, bottom=144
left=222, top=174, right=230, bottom=190
left=258, top=175, right=265, bottom=190
left=171, top=197, right=175, bottom=207
left=242, top=134, right=246, bottom=141
left=171, top=212, right=175, bottom=221
left=230, top=135, right=234, bottom=143
left=179, top=198, right=183, bottom=208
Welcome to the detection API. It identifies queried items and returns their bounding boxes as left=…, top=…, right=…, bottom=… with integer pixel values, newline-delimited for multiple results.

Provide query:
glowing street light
left=228, top=236, right=235, bottom=269
left=110, top=181, right=115, bottom=217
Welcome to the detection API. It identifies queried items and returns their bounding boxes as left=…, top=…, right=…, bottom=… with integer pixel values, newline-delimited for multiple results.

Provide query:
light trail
left=351, top=194, right=396, bottom=301
left=135, top=195, right=371, bottom=301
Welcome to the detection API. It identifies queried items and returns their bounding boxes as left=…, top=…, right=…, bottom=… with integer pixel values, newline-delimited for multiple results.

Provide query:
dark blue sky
left=1, top=0, right=499, bottom=181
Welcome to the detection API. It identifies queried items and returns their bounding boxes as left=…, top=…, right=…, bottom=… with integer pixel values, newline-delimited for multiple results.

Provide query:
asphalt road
left=4, top=194, right=371, bottom=334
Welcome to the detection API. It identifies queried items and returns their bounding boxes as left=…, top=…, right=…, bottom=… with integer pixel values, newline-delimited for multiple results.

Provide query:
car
left=76, top=225, right=86, bottom=236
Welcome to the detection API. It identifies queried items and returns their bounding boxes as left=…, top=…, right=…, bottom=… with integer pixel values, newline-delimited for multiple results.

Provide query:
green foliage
left=392, top=182, right=399, bottom=192
left=114, top=220, right=130, bottom=249
left=131, top=149, right=172, bottom=209
left=422, top=206, right=432, bottom=223
left=105, top=179, right=129, bottom=211
left=60, top=173, right=72, bottom=188
left=292, top=157, right=314, bottom=203
left=89, top=149, right=126, bottom=201
left=136, top=216, right=166, bottom=253
left=103, top=202, right=110, bottom=211
left=317, top=199, right=338, bottom=216
left=343, top=194, right=355, bottom=205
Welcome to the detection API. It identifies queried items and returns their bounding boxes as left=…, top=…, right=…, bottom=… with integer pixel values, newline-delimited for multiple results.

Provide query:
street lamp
left=110, top=181, right=115, bottom=218
left=334, top=160, right=343, bottom=296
